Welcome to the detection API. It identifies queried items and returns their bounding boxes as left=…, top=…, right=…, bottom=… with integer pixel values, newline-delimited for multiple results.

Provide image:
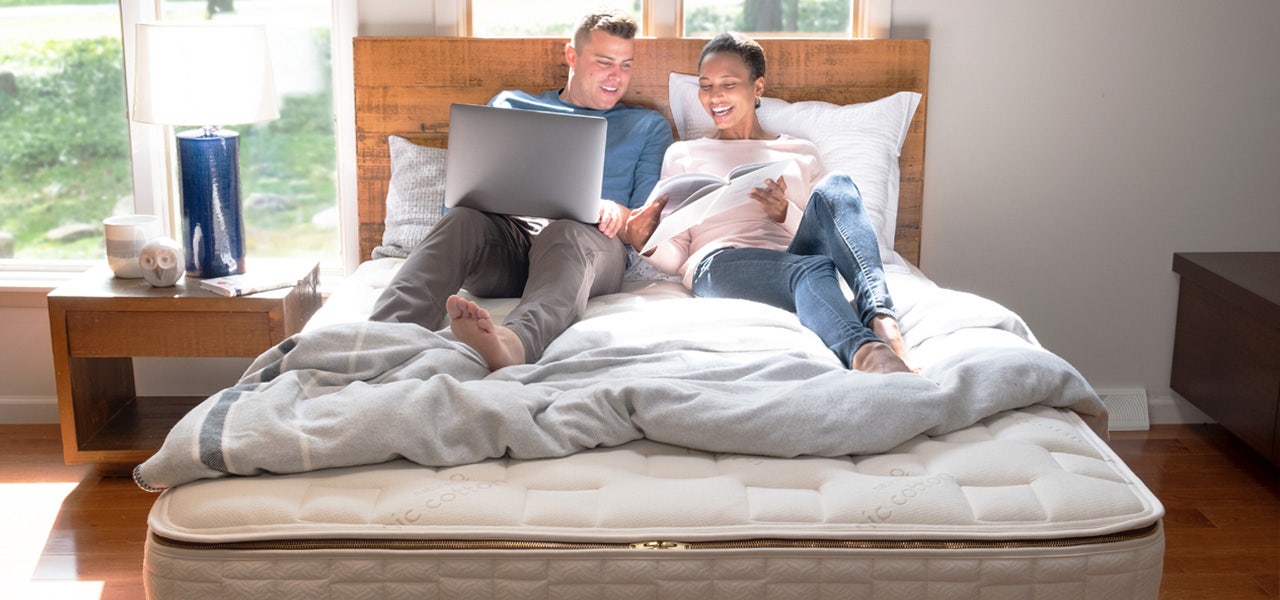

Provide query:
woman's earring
left=755, top=97, right=762, bottom=109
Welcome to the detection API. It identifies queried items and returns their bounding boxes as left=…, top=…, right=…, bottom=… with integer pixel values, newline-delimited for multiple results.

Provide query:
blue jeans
left=691, top=174, right=896, bottom=367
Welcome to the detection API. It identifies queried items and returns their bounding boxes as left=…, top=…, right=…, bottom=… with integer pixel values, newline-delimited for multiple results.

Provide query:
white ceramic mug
left=104, top=215, right=163, bottom=279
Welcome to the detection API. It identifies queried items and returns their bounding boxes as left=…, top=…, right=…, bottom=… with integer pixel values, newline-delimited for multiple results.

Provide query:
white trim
left=436, top=0, right=467, bottom=36
left=332, top=0, right=360, bottom=273
left=0, top=262, right=91, bottom=296
left=121, top=1, right=176, bottom=235
left=646, top=0, right=680, bottom=38
left=860, top=0, right=892, bottom=39
left=0, top=396, right=59, bottom=425
left=1148, top=392, right=1214, bottom=425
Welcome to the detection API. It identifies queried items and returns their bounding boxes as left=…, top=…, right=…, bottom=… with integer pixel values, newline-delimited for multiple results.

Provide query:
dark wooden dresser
left=1170, top=252, right=1280, bottom=466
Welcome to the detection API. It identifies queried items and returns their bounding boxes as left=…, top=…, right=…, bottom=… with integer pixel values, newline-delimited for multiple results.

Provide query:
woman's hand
left=596, top=200, right=628, bottom=238
left=620, top=195, right=669, bottom=252
left=749, top=175, right=789, bottom=223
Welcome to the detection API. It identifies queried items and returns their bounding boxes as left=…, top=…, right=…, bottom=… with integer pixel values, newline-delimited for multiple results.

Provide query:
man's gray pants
left=369, top=207, right=627, bottom=363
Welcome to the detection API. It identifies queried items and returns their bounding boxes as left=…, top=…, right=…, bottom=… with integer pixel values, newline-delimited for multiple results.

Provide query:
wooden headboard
left=354, top=37, right=929, bottom=265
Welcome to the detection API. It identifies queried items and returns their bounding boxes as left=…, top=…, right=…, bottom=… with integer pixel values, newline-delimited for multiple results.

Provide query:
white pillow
left=668, top=73, right=919, bottom=253
left=373, top=136, right=448, bottom=259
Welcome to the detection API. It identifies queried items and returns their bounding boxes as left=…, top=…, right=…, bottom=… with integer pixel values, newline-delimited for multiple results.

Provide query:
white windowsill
left=0, top=262, right=345, bottom=307
left=0, top=263, right=94, bottom=306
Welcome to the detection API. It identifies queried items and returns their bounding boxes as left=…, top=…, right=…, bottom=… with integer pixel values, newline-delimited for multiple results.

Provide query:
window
left=1, top=0, right=875, bottom=271
left=158, top=0, right=338, bottom=264
left=471, top=0, right=644, bottom=37
left=0, top=0, right=338, bottom=269
left=468, top=0, right=872, bottom=38
left=0, top=1, right=133, bottom=261
left=683, top=0, right=852, bottom=37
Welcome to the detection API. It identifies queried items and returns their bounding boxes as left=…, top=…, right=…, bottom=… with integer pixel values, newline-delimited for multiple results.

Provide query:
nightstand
left=46, top=259, right=321, bottom=471
left=1171, top=252, right=1280, bottom=466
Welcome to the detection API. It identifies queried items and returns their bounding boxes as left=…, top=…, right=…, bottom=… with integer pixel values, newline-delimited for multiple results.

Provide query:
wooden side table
left=47, top=259, right=322, bottom=471
left=1171, top=252, right=1280, bottom=466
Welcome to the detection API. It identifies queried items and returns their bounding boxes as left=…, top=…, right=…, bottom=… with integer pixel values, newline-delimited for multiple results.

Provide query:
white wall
left=0, top=298, right=59, bottom=423
left=5, top=1, right=1278, bottom=423
left=891, top=0, right=1280, bottom=421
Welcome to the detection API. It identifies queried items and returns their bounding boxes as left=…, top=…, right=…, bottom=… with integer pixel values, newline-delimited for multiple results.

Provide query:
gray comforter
left=135, top=275, right=1105, bottom=492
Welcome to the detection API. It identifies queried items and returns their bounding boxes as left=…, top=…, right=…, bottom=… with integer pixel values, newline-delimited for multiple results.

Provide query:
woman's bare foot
left=851, top=341, right=914, bottom=374
left=869, top=315, right=917, bottom=372
left=446, top=295, right=525, bottom=370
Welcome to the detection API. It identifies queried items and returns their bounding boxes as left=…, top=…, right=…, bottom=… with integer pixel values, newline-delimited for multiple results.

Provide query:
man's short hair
left=572, top=9, right=639, bottom=47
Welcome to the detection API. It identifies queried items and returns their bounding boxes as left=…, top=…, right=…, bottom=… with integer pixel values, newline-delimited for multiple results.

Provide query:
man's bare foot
left=869, top=315, right=917, bottom=371
left=446, top=295, right=526, bottom=370
left=851, top=341, right=914, bottom=374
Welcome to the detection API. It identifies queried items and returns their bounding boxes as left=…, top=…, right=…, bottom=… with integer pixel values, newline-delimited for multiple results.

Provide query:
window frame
left=460, top=1, right=889, bottom=38
left=0, top=0, right=163, bottom=276
left=125, top=0, right=355, bottom=276
left=0, top=0, right=886, bottom=285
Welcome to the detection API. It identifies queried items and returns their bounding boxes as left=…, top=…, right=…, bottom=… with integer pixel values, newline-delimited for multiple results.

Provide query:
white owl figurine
left=139, top=237, right=184, bottom=287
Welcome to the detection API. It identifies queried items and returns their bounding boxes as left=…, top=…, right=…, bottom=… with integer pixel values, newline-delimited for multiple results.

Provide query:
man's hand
left=596, top=200, right=628, bottom=238
left=620, top=195, right=668, bottom=251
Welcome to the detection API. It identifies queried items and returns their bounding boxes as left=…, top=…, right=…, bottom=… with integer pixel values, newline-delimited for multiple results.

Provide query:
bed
left=136, top=37, right=1164, bottom=598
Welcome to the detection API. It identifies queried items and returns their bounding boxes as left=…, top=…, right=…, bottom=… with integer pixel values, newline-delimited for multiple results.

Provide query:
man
left=368, top=9, right=673, bottom=370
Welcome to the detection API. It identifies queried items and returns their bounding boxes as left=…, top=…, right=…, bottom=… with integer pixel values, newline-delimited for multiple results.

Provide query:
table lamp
left=131, top=23, right=280, bottom=278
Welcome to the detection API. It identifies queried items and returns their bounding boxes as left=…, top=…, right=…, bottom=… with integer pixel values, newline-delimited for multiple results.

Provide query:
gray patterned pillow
left=372, top=136, right=448, bottom=259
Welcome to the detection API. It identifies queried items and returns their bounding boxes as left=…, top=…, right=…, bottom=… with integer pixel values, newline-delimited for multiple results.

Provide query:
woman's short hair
left=573, top=9, right=639, bottom=47
left=698, top=32, right=767, bottom=81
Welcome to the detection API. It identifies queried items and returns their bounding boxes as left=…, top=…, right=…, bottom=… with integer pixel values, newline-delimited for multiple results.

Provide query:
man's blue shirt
left=489, top=89, right=673, bottom=210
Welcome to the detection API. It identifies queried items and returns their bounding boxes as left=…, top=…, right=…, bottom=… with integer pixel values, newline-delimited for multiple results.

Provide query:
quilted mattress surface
left=145, top=405, right=1164, bottom=598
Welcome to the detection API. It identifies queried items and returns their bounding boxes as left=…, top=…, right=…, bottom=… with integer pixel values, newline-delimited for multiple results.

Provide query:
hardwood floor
left=1109, top=424, right=1280, bottom=599
left=2, top=425, right=154, bottom=599
left=1, top=422, right=1276, bottom=599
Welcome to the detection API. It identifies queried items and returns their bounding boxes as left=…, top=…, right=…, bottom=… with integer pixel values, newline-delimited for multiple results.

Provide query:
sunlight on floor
left=0, top=482, right=104, bottom=600
left=23, top=581, right=105, bottom=600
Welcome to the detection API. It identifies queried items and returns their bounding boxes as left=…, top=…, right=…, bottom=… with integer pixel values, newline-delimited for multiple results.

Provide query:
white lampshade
left=133, top=23, right=280, bottom=127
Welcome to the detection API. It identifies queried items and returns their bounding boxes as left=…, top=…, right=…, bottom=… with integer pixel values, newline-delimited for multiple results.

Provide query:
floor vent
left=1097, top=388, right=1150, bottom=431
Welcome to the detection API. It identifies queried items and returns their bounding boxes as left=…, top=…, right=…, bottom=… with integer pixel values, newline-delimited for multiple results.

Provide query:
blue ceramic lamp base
left=177, top=128, right=246, bottom=278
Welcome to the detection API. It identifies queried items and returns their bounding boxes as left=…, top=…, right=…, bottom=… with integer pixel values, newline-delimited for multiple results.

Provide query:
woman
left=622, top=32, right=913, bottom=374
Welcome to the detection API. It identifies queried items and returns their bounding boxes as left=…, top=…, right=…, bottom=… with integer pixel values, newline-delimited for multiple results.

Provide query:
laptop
left=443, top=103, right=606, bottom=223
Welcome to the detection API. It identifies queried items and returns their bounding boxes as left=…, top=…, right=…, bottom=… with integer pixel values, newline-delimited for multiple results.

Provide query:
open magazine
left=199, top=272, right=301, bottom=297
left=640, top=159, right=792, bottom=254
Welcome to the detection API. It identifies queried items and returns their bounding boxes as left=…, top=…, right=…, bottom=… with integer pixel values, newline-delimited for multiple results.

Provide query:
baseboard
left=1148, top=392, right=1213, bottom=425
left=0, top=396, right=59, bottom=424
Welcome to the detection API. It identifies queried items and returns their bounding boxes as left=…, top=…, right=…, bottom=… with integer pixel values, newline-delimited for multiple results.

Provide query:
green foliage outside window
left=0, top=37, right=132, bottom=259
left=0, top=31, right=336, bottom=260
left=236, top=28, right=337, bottom=257
left=685, top=0, right=849, bottom=36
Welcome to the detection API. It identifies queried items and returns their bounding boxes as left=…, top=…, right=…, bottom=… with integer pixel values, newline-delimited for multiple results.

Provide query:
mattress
left=142, top=259, right=1163, bottom=598
left=145, top=409, right=1162, bottom=598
